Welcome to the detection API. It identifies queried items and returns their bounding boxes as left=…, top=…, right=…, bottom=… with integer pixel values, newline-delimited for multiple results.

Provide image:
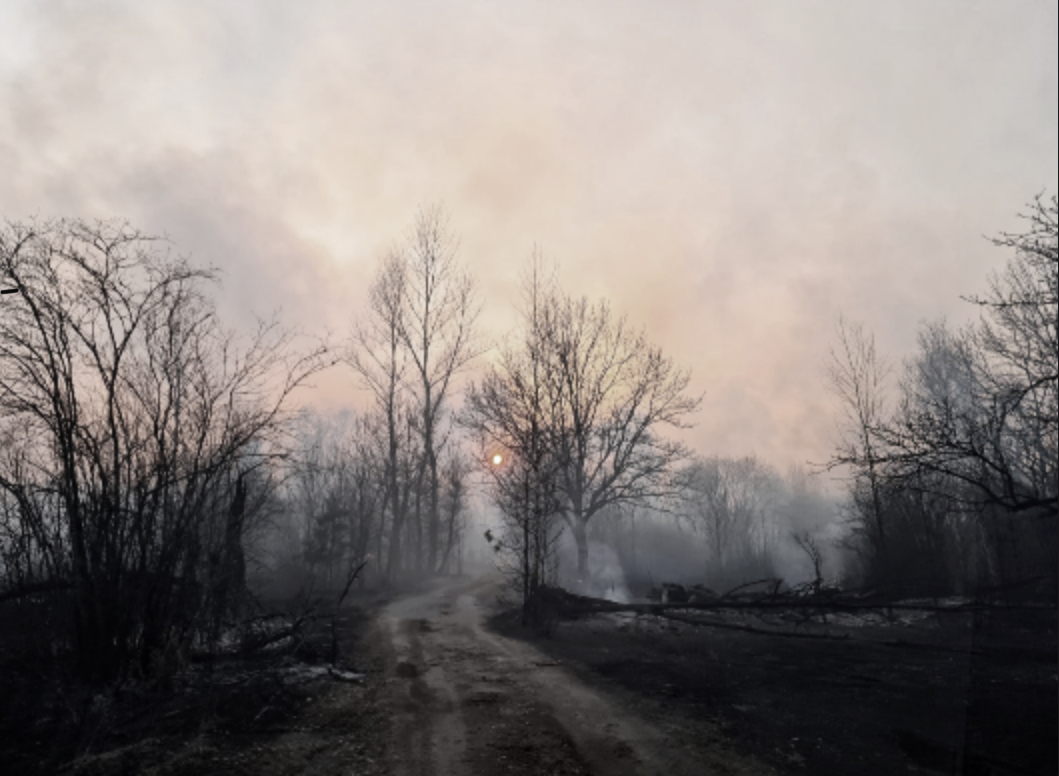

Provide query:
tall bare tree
left=827, top=316, right=893, bottom=586
left=465, top=260, right=563, bottom=617
left=467, top=262, right=700, bottom=583
left=345, top=254, right=414, bottom=581
left=346, top=209, right=479, bottom=580
left=398, top=207, right=480, bottom=573
left=544, top=292, right=700, bottom=580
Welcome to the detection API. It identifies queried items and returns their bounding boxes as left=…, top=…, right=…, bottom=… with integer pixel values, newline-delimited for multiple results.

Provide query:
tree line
left=0, top=194, right=1053, bottom=684
left=829, top=194, right=1057, bottom=598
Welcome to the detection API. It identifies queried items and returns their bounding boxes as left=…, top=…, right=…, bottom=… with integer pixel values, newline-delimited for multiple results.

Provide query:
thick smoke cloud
left=1, top=0, right=1055, bottom=467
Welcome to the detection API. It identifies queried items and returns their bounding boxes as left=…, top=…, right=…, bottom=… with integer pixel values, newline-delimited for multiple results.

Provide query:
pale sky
left=1, top=1, right=1056, bottom=471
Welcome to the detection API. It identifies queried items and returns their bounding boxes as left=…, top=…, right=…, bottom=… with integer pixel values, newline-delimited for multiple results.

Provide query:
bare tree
left=466, top=260, right=564, bottom=619
left=397, top=207, right=480, bottom=574
left=345, top=210, right=479, bottom=581
left=0, top=219, right=328, bottom=682
left=483, top=450, right=566, bottom=626
left=827, top=316, right=893, bottom=587
left=467, top=261, right=700, bottom=584
left=791, top=531, right=824, bottom=590
left=436, top=447, right=471, bottom=574
left=546, top=294, right=700, bottom=581
left=345, top=255, right=415, bottom=582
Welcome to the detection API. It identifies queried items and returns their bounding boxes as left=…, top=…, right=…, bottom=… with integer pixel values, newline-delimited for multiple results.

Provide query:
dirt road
left=372, top=572, right=771, bottom=776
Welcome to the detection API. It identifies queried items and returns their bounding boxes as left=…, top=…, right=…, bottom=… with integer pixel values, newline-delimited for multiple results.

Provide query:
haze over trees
left=463, top=259, right=701, bottom=610
left=681, top=455, right=784, bottom=587
left=343, top=208, right=479, bottom=583
left=0, top=194, right=1054, bottom=687
left=463, top=263, right=565, bottom=619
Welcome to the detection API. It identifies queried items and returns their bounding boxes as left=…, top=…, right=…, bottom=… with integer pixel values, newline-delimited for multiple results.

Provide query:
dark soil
left=5, top=583, right=1053, bottom=776
left=488, top=603, right=1058, bottom=775
left=0, top=598, right=392, bottom=776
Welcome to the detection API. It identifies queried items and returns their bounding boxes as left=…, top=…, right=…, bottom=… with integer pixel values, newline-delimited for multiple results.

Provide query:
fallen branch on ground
left=654, top=609, right=851, bottom=640
left=537, top=585, right=1052, bottom=619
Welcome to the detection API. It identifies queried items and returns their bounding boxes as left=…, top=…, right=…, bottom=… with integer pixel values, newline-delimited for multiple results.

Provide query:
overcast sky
left=1, top=1, right=1056, bottom=472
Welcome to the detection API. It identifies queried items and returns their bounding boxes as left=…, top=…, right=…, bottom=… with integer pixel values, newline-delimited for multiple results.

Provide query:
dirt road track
left=372, top=573, right=771, bottom=776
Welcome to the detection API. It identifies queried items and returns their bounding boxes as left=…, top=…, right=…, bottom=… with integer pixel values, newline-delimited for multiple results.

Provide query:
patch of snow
left=280, top=665, right=365, bottom=683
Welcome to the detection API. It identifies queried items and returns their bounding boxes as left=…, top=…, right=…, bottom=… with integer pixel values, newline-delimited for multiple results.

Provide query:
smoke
left=2, top=1, right=1052, bottom=477
left=770, top=472, right=846, bottom=585
left=771, top=521, right=846, bottom=586
left=556, top=534, right=632, bottom=604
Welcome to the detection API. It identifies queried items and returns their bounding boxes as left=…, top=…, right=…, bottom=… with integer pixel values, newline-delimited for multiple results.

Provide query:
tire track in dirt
left=374, top=573, right=773, bottom=776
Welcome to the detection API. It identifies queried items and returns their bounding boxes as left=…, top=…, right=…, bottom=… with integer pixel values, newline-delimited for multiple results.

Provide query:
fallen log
left=539, top=586, right=1050, bottom=619
left=531, top=586, right=1057, bottom=652
left=654, top=609, right=851, bottom=641
left=530, top=584, right=1057, bottom=648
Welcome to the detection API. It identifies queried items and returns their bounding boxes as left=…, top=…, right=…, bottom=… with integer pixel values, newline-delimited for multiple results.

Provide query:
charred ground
left=1, top=576, right=1055, bottom=776
left=0, top=594, right=391, bottom=776
left=488, top=588, right=1058, bottom=776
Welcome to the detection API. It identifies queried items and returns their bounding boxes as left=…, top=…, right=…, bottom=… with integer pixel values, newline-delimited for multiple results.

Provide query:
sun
left=491, top=453, right=504, bottom=466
